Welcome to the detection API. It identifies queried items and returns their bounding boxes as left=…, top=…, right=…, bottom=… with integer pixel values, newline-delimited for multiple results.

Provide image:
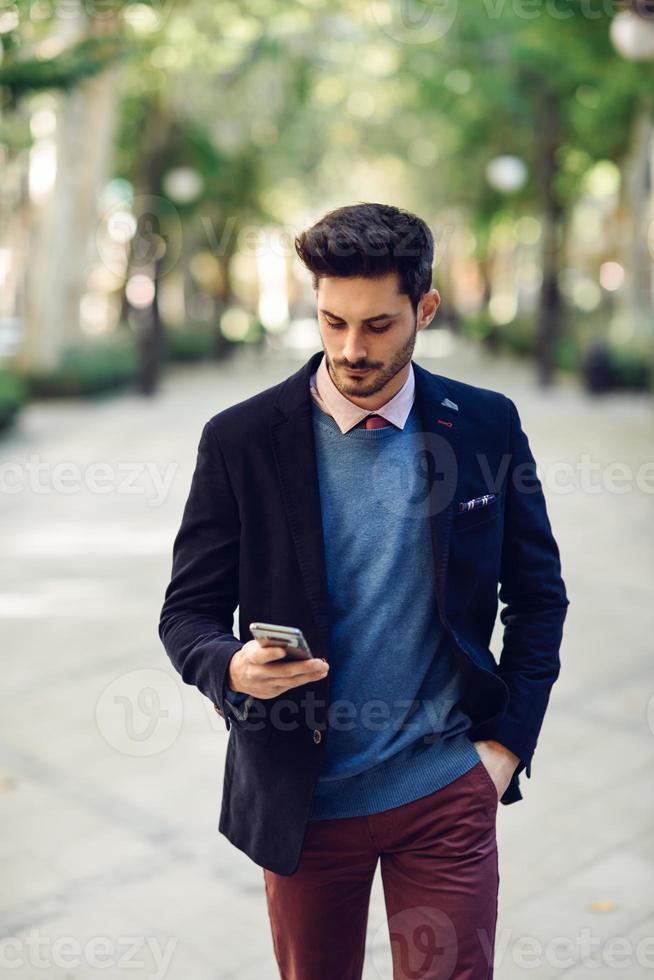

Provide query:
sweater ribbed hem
left=308, top=732, right=482, bottom=821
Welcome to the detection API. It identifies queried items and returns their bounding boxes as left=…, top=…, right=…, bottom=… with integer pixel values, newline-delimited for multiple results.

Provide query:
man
left=158, top=202, right=569, bottom=979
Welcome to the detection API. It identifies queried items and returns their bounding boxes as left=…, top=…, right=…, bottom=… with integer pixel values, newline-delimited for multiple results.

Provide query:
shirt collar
left=309, top=353, right=415, bottom=435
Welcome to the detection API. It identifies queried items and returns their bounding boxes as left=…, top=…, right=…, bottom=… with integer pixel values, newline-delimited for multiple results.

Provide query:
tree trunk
left=123, top=95, right=172, bottom=395
left=534, top=91, right=565, bottom=388
left=535, top=200, right=565, bottom=387
left=617, top=102, right=653, bottom=344
left=21, top=9, right=121, bottom=372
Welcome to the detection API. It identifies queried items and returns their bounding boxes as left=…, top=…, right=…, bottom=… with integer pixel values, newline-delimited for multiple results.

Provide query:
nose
left=341, top=330, right=368, bottom=367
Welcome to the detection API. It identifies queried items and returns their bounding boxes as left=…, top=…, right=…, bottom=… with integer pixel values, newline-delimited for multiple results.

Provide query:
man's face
left=315, top=271, right=440, bottom=400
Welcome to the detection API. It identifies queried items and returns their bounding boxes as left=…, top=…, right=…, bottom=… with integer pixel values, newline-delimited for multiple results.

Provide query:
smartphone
left=249, top=622, right=314, bottom=662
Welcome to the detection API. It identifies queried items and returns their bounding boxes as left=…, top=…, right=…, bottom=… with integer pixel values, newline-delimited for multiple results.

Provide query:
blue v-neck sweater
left=307, top=398, right=481, bottom=820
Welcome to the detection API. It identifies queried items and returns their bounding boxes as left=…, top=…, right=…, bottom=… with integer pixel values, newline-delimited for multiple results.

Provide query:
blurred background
left=1, top=1, right=653, bottom=978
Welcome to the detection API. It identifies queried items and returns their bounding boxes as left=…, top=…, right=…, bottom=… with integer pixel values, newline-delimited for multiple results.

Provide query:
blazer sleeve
left=158, top=418, right=248, bottom=730
left=475, top=396, right=570, bottom=778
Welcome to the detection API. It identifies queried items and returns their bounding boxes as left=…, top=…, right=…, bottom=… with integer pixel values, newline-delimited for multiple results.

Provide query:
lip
left=345, top=368, right=370, bottom=376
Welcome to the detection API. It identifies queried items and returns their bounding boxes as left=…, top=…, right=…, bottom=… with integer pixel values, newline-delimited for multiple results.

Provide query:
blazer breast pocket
left=453, top=494, right=501, bottom=531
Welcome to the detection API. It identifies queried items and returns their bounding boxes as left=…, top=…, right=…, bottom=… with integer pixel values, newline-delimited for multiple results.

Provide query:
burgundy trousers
left=263, top=760, right=499, bottom=980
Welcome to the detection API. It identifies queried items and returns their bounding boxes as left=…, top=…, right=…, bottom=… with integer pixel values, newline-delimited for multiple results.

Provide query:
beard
left=324, top=321, right=418, bottom=399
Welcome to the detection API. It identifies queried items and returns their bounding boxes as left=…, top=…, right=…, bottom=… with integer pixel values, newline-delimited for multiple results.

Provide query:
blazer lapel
left=412, top=361, right=461, bottom=604
left=269, top=351, right=332, bottom=661
left=269, top=351, right=462, bottom=658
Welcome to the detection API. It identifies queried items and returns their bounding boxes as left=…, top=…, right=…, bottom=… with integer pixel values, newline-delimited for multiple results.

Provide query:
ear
left=418, top=289, right=440, bottom=330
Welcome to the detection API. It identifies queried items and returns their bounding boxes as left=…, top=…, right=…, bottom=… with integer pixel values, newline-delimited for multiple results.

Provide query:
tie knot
left=356, top=413, right=391, bottom=430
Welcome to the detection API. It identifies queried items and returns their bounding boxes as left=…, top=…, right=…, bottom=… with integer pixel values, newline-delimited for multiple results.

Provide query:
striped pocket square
left=457, top=493, right=497, bottom=513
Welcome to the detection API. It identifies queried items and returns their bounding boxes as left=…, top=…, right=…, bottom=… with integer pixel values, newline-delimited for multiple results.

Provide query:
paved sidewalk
left=1, top=332, right=653, bottom=979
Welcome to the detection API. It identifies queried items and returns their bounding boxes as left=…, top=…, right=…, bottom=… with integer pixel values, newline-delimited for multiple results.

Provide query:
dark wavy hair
left=294, top=202, right=434, bottom=314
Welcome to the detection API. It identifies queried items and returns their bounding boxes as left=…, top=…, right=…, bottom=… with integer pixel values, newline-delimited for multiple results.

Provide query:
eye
left=323, top=319, right=392, bottom=333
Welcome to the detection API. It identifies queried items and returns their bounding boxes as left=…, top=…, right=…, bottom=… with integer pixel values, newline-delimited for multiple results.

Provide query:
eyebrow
left=319, top=309, right=401, bottom=324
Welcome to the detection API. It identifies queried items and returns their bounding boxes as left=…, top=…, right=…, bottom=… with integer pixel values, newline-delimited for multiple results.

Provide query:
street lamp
left=610, top=6, right=654, bottom=60
left=485, top=155, right=528, bottom=194
left=162, top=167, right=204, bottom=206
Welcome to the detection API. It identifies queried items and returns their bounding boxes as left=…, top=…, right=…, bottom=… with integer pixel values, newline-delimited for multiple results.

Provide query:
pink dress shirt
left=309, top=353, right=416, bottom=434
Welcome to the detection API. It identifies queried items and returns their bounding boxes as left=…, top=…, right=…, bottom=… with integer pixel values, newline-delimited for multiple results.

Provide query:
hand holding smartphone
left=249, top=622, right=314, bottom=662
left=226, top=623, right=328, bottom=701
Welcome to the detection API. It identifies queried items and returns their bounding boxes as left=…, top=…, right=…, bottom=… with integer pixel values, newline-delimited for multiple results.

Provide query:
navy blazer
left=158, top=349, right=569, bottom=875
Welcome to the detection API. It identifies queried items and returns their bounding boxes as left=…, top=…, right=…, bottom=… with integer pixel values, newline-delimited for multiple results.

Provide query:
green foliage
left=0, top=34, right=136, bottom=101
left=163, top=326, right=220, bottom=362
left=4, top=0, right=652, bottom=386
left=608, top=345, right=652, bottom=391
left=499, top=317, right=536, bottom=358
left=25, top=338, right=139, bottom=398
left=462, top=311, right=651, bottom=390
left=461, top=313, right=536, bottom=356
left=460, top=313, right=499, bottom=343
left=407, top=5, right=654, bottom=220
left=553, top=335, right=582, bottom=373
left=0, top=369, right=28, bottom=432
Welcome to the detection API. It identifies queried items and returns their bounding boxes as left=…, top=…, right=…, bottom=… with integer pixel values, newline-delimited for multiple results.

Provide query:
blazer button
left=313, top=729, right=322, bottom=744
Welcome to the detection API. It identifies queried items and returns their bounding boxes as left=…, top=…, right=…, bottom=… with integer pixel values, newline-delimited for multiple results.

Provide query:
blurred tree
left=1, top=0, right=137, bottom=372
left=398, top=4, right=654, bottom=385
left=4, top=0, right=652, bottom=388
left=110, top=0, right=340, bottom=389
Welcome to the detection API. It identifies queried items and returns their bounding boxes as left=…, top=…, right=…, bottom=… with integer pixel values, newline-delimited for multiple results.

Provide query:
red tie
left=355, top=413, right=392, bottom=430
